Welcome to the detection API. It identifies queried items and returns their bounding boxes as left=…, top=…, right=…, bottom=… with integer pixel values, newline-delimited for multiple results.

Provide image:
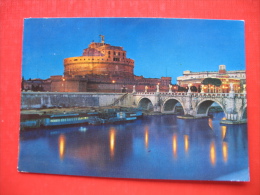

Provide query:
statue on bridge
left=132, top=85, right=136, bottom=93
left=201, top=84, right=205, bottom=93
left=145, top=85, right=148, bottom=93
left=187, top=83, right=192, bottom=93
left=169, top=84, right=172, bottom=93
left=243, top=84, right=246, bottom=94
left=156, top=84, right=159, bottom=93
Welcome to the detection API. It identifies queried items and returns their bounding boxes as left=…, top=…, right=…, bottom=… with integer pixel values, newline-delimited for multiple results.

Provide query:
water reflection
left=172, top=134, right=177, bottom=159
left=210, top=141, right=216, bottom=166
left=19, top=113, right=249, bottom=181
left=221, top=126, right=227, bottom=140
left=222, top=142, right=228, bottom=163
left=208, top=118, right=213, bottom=130
left=109, top=128, right=116, bottom=159
left=184, top=135, right=189, bottom=154
left=144, top=126, right=149, bottom=149
left=59, top=134, right=66, bottom=160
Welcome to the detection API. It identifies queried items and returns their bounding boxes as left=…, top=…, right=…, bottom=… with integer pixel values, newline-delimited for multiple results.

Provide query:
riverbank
left=20, top=106, right=144, bottom=130
left=21, top=106, right=136, bottom=115
left=21, top=106, right=176, bottom=116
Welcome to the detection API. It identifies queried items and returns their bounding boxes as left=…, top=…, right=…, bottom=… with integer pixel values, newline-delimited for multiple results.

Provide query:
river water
left=18, top=112, right=249, bottom=181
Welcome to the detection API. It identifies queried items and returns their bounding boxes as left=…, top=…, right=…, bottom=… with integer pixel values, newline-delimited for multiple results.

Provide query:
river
left=18, top=112, right=249, bottom=181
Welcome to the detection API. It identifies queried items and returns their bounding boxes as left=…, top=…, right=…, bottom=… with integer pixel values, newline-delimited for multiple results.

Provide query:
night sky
left=22, top=18, right=245, bottom=83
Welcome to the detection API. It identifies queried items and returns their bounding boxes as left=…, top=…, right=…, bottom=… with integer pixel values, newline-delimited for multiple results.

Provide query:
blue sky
left=22, top=18, right=245, bottom=83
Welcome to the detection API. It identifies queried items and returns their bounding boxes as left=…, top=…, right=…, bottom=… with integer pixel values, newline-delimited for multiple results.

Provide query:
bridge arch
left=137, top=97, right=154, bottom=111
left=196, top=99, right=226, bottom=117
left=162, top=98, right=184, bottom=114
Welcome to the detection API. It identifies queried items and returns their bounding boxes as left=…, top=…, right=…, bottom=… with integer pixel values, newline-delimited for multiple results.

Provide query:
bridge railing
left=135, top=92, right=157, bottom=95
left=134, top=92, right=246, bottom=98
left=135, top=92, right=188, bottom=96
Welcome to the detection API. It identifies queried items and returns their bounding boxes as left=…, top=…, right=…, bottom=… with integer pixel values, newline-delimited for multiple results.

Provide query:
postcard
left=18, top=18, right=249, bottom=181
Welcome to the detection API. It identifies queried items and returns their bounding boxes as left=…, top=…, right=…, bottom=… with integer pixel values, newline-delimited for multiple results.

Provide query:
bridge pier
left=133, top=91, right=247, bottom=124
left=220, top=112, right=247, bottom=124
left=153, top=92, right=162, bottom=112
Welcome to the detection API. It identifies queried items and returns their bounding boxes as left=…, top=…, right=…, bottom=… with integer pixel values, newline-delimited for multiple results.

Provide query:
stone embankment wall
left=21, top=92, right=133, bottom=109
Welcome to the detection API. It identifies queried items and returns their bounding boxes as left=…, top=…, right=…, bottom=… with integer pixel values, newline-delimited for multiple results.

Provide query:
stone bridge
left=132, top=91, right=247, bottom=124
left=21, top=89, right=247, bottom=124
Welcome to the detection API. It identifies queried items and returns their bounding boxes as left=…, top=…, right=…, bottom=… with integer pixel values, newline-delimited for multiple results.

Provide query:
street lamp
left=112, top=80, right=116, bottom=92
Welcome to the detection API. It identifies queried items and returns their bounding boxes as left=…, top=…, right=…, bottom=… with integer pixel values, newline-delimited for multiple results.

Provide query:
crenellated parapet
left=64, top=41, right=134, bottom=77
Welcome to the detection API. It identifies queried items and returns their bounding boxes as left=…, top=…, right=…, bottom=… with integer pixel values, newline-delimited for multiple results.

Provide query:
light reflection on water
left=222, top=142, right=228, bottom=163
left=58, top=134, right=66, bottom=160
left=144, top=126, right=149, bottom=149
left=109, top=128, right=116, bottom=159
left=184, top=135, right=189, bottom=154
left=210, top=141, right=216, bottom=166
left=18, top=112, right=249, bottom=181
left=172, top=134, right=177, bottom=159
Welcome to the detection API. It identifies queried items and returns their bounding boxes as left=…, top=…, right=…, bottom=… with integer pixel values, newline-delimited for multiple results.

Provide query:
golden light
left=210, top=141, right=216, bottom=166
left=145, top=126, right=149, bottom=149
left=208, top=118, right=213, bottom=129
left=184, top=135, right=189, bottom=153
left=222, top=142, right=228, bottom=163
left=59, top=134, right=66, bottom=160
left=221, top=126, right=227, bottom=139
left=112, top=80, right=115, bottom=84
left=172, top=134, right=177, bottom=159
left=109, top=128, right=116, bottom=158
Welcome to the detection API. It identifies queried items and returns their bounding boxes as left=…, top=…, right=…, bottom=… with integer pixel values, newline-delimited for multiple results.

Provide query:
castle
left=24, top=35, right=172, bottom=93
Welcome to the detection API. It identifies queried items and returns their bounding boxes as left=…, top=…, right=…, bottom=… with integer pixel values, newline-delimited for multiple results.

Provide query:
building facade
left=64, top=41, right=134, bottom=78
left=177, top=65, right=246, bottom=93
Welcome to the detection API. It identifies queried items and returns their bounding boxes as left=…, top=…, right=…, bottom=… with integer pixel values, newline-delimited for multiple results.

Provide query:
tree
left=202, top=78, right=222, bottom=93
left=190, top=86, right=197, bottom=92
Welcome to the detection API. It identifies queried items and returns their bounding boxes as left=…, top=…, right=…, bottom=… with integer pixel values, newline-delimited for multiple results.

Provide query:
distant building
left=23, top=78, right=51, bottom=92
left=177, top=65, right=246, bottom=93
left=24, top=36, right=172, bottom=93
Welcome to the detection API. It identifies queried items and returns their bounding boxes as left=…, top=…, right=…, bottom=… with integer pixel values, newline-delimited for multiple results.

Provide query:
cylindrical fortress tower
left=64, top=39, right=134, bottom=77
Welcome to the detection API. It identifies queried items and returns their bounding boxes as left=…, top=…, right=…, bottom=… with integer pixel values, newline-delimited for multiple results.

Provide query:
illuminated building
left=46, top=36, right=172, bottom=92
left=64, top=35, right=134, bottom=78
left=177, top=65, right=246, bottom=93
